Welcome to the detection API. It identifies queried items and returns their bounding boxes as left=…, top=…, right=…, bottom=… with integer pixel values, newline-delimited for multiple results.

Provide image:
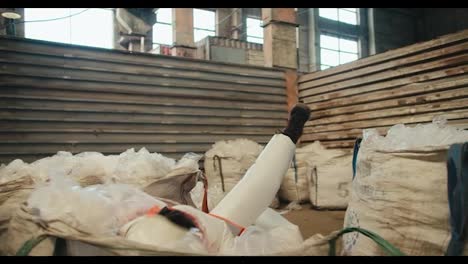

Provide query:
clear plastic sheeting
left=26, top=176, right=166, bottom=236
left=362, top=117, right=468, bottom=152
left=109, top=148, right=176, bottom=188
left=0, top=147, right=190, bottom=188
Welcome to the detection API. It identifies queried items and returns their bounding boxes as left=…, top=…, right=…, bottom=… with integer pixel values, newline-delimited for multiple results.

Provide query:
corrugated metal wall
left=298, top=29, right=468, bottom=149
left=0, top=36, right=288, bottom=164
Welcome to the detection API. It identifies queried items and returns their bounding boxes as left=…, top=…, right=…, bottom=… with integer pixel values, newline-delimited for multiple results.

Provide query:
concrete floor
left=280, top=203, right=346, bottom=240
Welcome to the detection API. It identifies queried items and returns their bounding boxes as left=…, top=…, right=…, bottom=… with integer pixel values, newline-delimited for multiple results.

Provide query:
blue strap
left=446, top=142, right=468, bottom=256
left=352, top=138, right=362, bottom=180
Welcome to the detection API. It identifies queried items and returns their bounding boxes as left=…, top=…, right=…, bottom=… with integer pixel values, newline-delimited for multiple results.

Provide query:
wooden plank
left=306, top=73, right=468, bottom=110
left=303, top=118, right=468, bottom=142
left=299, top=53, right=468, bottom=96
left=320, top=140, right=356, bottom=149
left=305, top=109, right=468, bottom=133
left=0, top=64, right=285, bottom=96
left=0, top=133, right=271, bottom=144
left=302, top=127, right=390, bottom=142
left=302, top=65, right=468, bottom=104
left=0, top=121, right=279, bottom=135
left=0, top=51, right=285, bottom=87
left=0, top=110, right=284, bottom=127
left=0, top=86, right=286, bottom=111
left=308, top=98, right=468, bottom=126
left=300, top=42, right=468, bottom=89
left=0, top=87, right=285, bottom=105
left=0, top=98, right=288, bottom=120
left=298, top=29, right=468, bottom=83
left=0, top=37, right=284, bottom=79
left=312, top=86, right=468, bottom=119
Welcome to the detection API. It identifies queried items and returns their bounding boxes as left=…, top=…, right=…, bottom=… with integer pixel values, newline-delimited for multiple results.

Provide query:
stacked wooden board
left=0, top=36, right=287, bottom=164
left=298, top=29, right=468, bottom=149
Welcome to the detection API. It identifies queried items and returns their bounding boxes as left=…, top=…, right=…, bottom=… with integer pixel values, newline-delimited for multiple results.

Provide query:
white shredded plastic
left=27, top=175, right=167, bottom=236
left=362, top=117, right=468, bottom=151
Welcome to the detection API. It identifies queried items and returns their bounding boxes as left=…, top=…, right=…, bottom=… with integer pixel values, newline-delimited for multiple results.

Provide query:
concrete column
left=307, top=9, right=319, bottom=72
left=216, top=8, right=232, bottom=38
left=297, top=8, right=310, bottom=73
left=171, top=8, right=196, bottom=58
left=231, top=8, right=244, bottom=40
left=368, top=8, right=377, bottom=56
left=262, top=8, right=298, bottom=69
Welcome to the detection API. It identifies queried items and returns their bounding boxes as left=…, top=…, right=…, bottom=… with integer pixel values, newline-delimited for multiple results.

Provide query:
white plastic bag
left=26, top=175, right=167, bottom=236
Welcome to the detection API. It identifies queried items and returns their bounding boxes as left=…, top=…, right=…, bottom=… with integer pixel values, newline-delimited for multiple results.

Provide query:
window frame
left=193, top=8, right=216, bottom=42
left=245, top=16, right=263, bottom=44
left=319, top=33, right=359, bottom=70
left=314, top=8, right=369, bottom=71
left=152, top=8, right=173, bottom=50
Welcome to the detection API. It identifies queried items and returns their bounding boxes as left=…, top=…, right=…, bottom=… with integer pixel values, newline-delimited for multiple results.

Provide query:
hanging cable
left=0, top=8, right=92, bottom=31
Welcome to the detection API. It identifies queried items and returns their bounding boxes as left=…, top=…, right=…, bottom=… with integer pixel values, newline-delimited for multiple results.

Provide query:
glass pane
left=247, top=36, right=263, bottom=44
left=339, top=38, right=358, bottom=53
left=339, top=9, right=357, bottom=25
left=193, top=9, right=215, bottom=30
left=156, top=8, right=172, bottom=24
left=340, top=52, right=358, bottom=64
left=321, top=49, right=339, bottom=66
left=24, top=8, right=72, bottom=44
left=246, top=17, right=263, bottom=38
left=153, top=23, right=173, bottom=45
left=70, top=8, right=113, bottom=49
left=319, top=8, right=338, bottom=21
left=320, top=34, right=339, bottom=50
left=321, top=65, right=331, bottom=70
left=194, top=29, right=215, bottom=42
left=341, top=8, right=357, bottom=12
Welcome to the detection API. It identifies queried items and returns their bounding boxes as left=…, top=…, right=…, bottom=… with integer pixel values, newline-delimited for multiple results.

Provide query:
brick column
left=171, top=8, right=196, bottom=58
left=262, top=8, right=298, bottom=69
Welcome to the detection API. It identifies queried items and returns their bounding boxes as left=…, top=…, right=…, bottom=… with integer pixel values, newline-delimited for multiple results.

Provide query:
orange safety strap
left=146, top=205, right=162, bottom=216
left=208, top=213, right=246, bottom=236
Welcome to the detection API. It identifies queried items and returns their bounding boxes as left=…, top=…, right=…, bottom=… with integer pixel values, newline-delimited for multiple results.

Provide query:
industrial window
left=152, top=8, right=173, bottom=50
left=320, top=34, right=358, bottom=70
left=318, top=8, right=358, bottom=25
left=193, top=8, right=215, bottom=42
left=24, top=8, right=114, bottom=49
left=315, top=8, right=365, bottom=71
left=246, top=17, right=263, bottom=44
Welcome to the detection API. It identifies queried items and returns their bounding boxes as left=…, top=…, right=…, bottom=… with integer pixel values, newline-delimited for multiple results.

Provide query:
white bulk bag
left=342, top=121, right=468, bottom=256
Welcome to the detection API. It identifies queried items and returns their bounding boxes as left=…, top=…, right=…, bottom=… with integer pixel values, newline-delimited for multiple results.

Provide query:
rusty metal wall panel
left=0, top=36, right=287, bottom=164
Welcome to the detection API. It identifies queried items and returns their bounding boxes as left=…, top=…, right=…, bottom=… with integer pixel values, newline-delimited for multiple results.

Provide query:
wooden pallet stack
left=298, top=29, right=468, bottom=149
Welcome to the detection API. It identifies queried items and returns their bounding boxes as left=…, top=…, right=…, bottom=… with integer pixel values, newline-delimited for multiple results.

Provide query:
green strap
left=16, top=235, right=48, bottom=256
left=17, top=227, right=404, bottom=256
left=328, top=227, right=405, bottom=256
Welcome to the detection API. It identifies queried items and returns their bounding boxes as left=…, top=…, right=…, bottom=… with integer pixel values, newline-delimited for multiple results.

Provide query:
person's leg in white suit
left=211, top=103, right=312, bottom=229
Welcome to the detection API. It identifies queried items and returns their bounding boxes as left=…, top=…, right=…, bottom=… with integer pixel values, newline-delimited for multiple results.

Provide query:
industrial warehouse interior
left=0, top=7, right=467, bottom=256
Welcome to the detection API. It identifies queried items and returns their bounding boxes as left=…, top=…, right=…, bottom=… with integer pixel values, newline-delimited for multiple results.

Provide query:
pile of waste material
left=0, top=146, right=323, bottom=256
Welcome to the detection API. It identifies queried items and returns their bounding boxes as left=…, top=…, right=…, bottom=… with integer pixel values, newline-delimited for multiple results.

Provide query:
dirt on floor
left=279, top=203, right=346, bottom=239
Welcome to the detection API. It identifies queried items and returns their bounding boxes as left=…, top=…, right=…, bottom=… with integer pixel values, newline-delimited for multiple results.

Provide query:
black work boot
left=281, top=103, right=311, bottom=144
